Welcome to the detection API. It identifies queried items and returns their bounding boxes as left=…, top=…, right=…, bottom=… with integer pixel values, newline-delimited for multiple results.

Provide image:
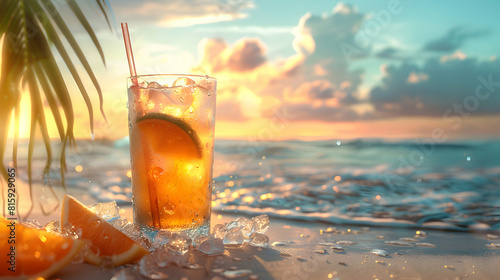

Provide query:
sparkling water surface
left=20, top=138, right=500, bottom=231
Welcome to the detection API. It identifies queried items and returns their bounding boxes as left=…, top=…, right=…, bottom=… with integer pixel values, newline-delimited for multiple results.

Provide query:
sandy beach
left=50, top=210, right=500, bottom=280
left=19, top=183, right=500, bottom=280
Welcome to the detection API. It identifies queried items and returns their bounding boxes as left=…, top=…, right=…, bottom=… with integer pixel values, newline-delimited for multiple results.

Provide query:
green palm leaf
left=0, top=0, right=113, bottom=218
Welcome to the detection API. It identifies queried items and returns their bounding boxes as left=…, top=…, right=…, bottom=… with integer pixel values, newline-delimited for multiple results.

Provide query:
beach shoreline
left=7, top=179, right=500, bottom=280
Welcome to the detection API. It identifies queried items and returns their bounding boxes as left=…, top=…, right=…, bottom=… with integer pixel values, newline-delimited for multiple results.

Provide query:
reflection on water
left=15, top=138, right=500, bottom=231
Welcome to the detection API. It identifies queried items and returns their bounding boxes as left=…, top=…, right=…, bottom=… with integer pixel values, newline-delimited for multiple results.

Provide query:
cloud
left=370, top=56, right=500, bottom=116
left=196, top=38, right=266, bottom=72
left=192, top=2, right=372, bottom=123
left=114, top=0, right=254, bottom=27
left=291, top=3, right=368, bottom=101
left=375, top=46, right=404, bottom=60
left=196, top=25, right=293, bottom=35
left=423, top=26, right=489, bottom=52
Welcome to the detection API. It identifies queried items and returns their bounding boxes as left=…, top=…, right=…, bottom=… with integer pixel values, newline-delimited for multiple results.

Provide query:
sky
left=8, top=0, right=500, bottom=141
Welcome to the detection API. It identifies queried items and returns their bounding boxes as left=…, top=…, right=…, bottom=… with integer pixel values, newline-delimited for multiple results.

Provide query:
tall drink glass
left=127, top=74, right=216, bottom=234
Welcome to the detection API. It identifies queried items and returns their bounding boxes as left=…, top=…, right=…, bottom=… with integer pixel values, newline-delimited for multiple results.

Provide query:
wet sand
left=50, top=209, right=500, bottom=280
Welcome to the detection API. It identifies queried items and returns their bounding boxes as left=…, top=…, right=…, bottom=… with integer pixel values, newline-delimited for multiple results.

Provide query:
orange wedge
left=61, top=195, right=149, bottom=266
left=0, top=216, right=84, bottom=279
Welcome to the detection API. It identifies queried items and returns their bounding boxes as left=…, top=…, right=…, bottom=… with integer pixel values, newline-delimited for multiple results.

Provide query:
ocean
left=18, top=138, right=500, bottom=231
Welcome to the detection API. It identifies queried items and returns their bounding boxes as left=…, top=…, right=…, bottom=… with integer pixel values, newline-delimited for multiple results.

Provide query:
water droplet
left=222, top=269, right=252, bottom=279
left=336, top=140, right=341, bottom=146
left=179, top=97, right=185, bottom=103
left=370, top=249, right=388, bottom=257
left=325, top=227, right=337, bottom=233
left=415, top=242, right=436, bottom=248
left=487, top=234, right=500, bottom=240
left=399, top=237, right=418, bottom=242
left=271, top=241, right=287, bottom=247
left=314, top=249, right=327, bottom=254
left=384, top=240, right=414, bottom=247
left=208, top=90, right=213, bottom=96
left=189, top=106, right=194, bottom=113
left=466, top=156, right=471, bottom=161
left=485, top=243, right=500, bottom=249
left=331, top=244, right=345, bottom=252
left=185, top=263, right=202, bottom=270
left=336, top=240, right=356, bottom=245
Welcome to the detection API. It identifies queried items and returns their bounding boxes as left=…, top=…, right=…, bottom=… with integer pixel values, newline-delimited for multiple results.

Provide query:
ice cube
left=154, top=248, right=189, bottom=267
left=121, top=222, right=142, bottom=240
left=147, top=81, right=161, bottom=88
left=62, top=224, right=82, bottom=240
left=44, top=221, right=61, bottom=235
left=173, top=77, right=195, bottom=86
left=249, top=233, right=269, bottom=247
left=241, top=220, right=255, bottom=242
left=212, top=224, right=227, bottom=239
left=24, top=219, right=42, bottom=229
left=90, top=201, right=120, bottom=221
left=252, top=215, right=269, bottom=234
left=225, top=221, right=239, bottom=230
left=236, top=217, right=248, bottom=227
left=167, top=232, right=192, bottom=254
left=110, top=218, right=129, bottom=230
left=139, top=254, right=168, bottom=279
left=197, top=237, right=225, bottom=256
left=152, top=231, right=171, bottom=249
left=193, top=235, right=209, bottom=247
left=223, top=227, right=245, bottom=245
left=111, top=267, right=137, bottom=280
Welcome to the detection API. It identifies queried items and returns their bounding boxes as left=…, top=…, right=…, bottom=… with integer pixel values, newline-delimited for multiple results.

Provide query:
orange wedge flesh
left=61, top=195, right=149, bottom=266
left=130, top=113, right=210, bottom=230
left=0, top=216, right=84, bottom=279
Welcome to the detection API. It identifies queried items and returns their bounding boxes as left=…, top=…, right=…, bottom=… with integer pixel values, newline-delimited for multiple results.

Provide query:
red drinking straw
left=121, top=22, right=138, bottom=85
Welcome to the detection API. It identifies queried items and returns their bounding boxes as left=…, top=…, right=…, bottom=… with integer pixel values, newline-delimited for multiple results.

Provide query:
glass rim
left=128, top=73, right=216, bottom=81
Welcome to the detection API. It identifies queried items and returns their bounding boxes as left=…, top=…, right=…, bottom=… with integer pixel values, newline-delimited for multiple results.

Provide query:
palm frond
left=0, top=0, right=113, bottom=218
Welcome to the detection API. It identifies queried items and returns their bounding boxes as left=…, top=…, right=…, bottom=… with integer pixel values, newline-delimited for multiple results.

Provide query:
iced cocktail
left=127, top=74, right=216, bottom=233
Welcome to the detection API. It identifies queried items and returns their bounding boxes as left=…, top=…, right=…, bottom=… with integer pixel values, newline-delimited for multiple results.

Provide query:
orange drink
left=127, top=75, right=216, bottom=233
